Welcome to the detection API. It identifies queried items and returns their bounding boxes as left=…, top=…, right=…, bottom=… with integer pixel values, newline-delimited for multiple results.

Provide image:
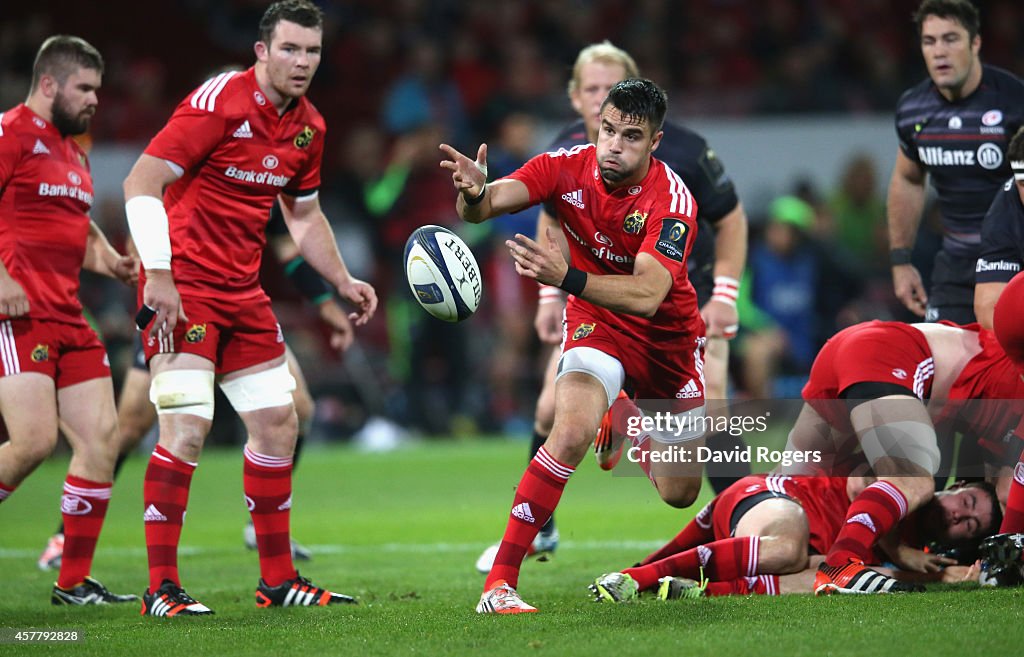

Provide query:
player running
left=443, top=78, right=709, bottom=613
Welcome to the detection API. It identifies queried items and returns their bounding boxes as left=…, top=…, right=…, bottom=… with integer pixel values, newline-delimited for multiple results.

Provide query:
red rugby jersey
left=0, top=105, right=93, bottom=325
left=144, top=67, right=325, bottom=299
left=506, top=144, right=703, bottom=341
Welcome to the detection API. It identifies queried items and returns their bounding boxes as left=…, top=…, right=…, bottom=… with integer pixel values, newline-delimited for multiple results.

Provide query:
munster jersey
left=895, top=65, right=1024, bottom=258
left=144, top=67, right=325, bottom=299
left=543, top=120, right=737, bottom=298
left=0, top=105, right=93, bottom=325
left=507, top=145, right=701, bottom=340
left=975, top=178, right=1024, bottom=284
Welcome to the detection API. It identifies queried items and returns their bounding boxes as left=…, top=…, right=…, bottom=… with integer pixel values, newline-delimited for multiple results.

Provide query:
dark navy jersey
left=975, top=178, right=1024, bottom=284
left=541, top=119, right=738, bottom=289
left=895, top=65, right=1024, bottom=258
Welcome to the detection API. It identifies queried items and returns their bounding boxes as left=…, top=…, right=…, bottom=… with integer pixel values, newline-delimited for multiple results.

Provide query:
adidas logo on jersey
left=33, top=139, right=50, bottom=155
left=561, top=189, right=585, bottom=209
left=847, top=513, right=876, bottom=533
left=511, top=502, right=535, bottom=524
left=143, top=504, right=167, bottom=522
left=676, top=379, right=701, bottom=399
left=233, top=121, right=253, bottom=138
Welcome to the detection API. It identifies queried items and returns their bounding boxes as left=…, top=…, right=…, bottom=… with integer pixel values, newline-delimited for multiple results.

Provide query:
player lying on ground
left=590, top=473, right=999, bottom=601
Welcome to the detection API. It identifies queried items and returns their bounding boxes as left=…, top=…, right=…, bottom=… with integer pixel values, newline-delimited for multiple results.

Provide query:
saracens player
left=442, top=78, right=707, bottom=614
left=123, top=0, right=376, bottom=616
left=590, top=474, right=1000, bottom=601
left=0, top=35, right=138, bottom=605
left=888, top=0, right=1024, bottom=323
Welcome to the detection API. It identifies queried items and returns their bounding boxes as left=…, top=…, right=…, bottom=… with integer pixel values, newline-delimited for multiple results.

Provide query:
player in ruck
left=123, top=0, right=376, bottom=616
left=442, top=78, right=707, bottom=613
left=590, top=474, right=1000, bottom=601
left=0, top=35, right=138, bottom=605
left=475, top=41, right=748, bottom=574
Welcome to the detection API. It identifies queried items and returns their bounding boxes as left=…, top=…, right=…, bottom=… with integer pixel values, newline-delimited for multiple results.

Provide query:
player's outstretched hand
left=507, top=229, right=570, bottom=287
left=142, top=270, right=187, bottom=338
left=439, top=143, right=487, bottom=198
left=318, top=298, right=355, bottom=352
left=0, top=273, right=29, bottom=317
left=895, top=545, right=958, bottom=573
left=893, top=263, right=928, bottom=317
left=338, top=278, right=377, bottom=326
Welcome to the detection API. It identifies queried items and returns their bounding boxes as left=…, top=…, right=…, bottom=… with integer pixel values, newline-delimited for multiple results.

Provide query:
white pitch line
left=0, top=539, right=664, bottom=560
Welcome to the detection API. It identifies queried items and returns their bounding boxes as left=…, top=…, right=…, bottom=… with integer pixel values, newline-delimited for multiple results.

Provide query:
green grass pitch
left=1, top=440, right=1022, bottom=656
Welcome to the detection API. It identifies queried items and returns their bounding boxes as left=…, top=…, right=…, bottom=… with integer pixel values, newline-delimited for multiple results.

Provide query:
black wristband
left=558, top=267, right=588, bottom=297
left=284, top=256, right=333, bottom=305
left=890, top=247, right=914, bottom=266
left=464, top=184, right=487, bottom=206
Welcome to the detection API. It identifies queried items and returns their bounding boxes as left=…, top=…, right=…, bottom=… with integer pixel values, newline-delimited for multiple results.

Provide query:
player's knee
left=291, top=386, right=314, bottom=427
left=219, top=362, right=296, bottom=415
left=546, top=423, right=593, bottom=465
left=19, top=433, right=58, bottom=467
left=772, top=536, right=809, bottom=573
left=151, top=370, right=216, bottom=420
left=656, top=476, right=702, bottom=508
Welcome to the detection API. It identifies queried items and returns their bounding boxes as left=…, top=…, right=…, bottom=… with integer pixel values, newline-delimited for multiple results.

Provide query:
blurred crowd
left=1, top=1, right=1021, bottom=441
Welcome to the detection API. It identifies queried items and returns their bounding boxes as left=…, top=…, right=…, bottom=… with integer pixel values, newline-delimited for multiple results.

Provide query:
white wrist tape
left=538, top=284, right=566, bottom=305
left=126, top=195, right=172, bottom=270
left=712, top=275, right=739, bottom=307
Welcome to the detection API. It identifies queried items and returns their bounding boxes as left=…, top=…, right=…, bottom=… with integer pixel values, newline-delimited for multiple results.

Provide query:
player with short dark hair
left=123, top=0, right=375, bottom=616
left=973, top=127, right=1024, bottom=327
left=476, top=41, right=748, bottom=574
left=443, top=78, right=708, bottom=613
left=888, top=0, right=1024, bottom=322
left=590, top=475, right=1000, bottom=601
left=0, top=34, right=138, bottom=606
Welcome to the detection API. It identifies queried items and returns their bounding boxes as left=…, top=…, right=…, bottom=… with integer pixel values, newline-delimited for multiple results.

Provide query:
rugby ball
left=404, top=225, right=482, bottom=322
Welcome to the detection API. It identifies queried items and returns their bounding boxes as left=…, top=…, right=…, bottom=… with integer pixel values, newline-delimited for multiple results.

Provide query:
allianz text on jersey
left=917, top=143, right=1003, bottom=170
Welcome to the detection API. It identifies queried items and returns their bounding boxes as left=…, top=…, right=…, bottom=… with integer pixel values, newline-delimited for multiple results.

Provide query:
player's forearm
left=886, top=175, right=927, bottom=250
left=711, top=202, right=747, bottom=280
left=572, top=272, right=668, bottom=318
left=290, top=211, right=352, bottom=290
left=974, top=281, right=1007, bottom=329
left=82, top=221, right=120, bottom=278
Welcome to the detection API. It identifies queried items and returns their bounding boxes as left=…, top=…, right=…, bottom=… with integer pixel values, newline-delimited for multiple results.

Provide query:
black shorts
left=926, top=251, right=977, bottom=324
left=688, top=218, right=715, bottom=307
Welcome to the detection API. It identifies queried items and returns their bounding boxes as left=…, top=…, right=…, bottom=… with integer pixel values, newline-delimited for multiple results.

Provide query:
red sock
left=0, top=480, right=14, bottom=503
left=485, top=446, right=573, bottom=590
left=144, top=444, right=196, bottom=591
left=639, top=502, right=716, bottom=565
left=244, top=446, right=296, bottom=587
left=56, top=476, right=112, bottom=589
left=625, top=536, right=760, bottom=590
left=826, top=480, right=907, bottom=567
left=1000, top=450, right=1024, bottom=533
left=705, top=574, right=779, bottom=596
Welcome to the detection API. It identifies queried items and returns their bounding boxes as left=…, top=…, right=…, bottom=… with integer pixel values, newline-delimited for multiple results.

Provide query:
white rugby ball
left=404, top=225, right=482, bottom=322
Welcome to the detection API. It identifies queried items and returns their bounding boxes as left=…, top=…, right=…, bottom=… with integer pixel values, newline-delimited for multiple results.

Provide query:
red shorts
left=706, top=474, right=850, bottom=555
left=561, top=303, right=704, bottom=404
left=0, top=317, right=110, bottom=388
left=802, top=321, right=933, bottom=428
left=142, top=291, right=285, bottom=374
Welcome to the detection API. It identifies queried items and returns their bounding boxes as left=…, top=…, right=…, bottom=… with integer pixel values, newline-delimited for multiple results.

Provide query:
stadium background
left=3, top=0, right=1024, bottom=445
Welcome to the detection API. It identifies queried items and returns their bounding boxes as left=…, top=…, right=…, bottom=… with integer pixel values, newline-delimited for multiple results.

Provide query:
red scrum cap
left=993, top=272, right=1024, bottom=368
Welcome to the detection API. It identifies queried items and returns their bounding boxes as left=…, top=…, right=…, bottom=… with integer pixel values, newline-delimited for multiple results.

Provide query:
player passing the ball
left=441, top=78, right=708, bottom=614
left=123, top=0, right=375, bottom=616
